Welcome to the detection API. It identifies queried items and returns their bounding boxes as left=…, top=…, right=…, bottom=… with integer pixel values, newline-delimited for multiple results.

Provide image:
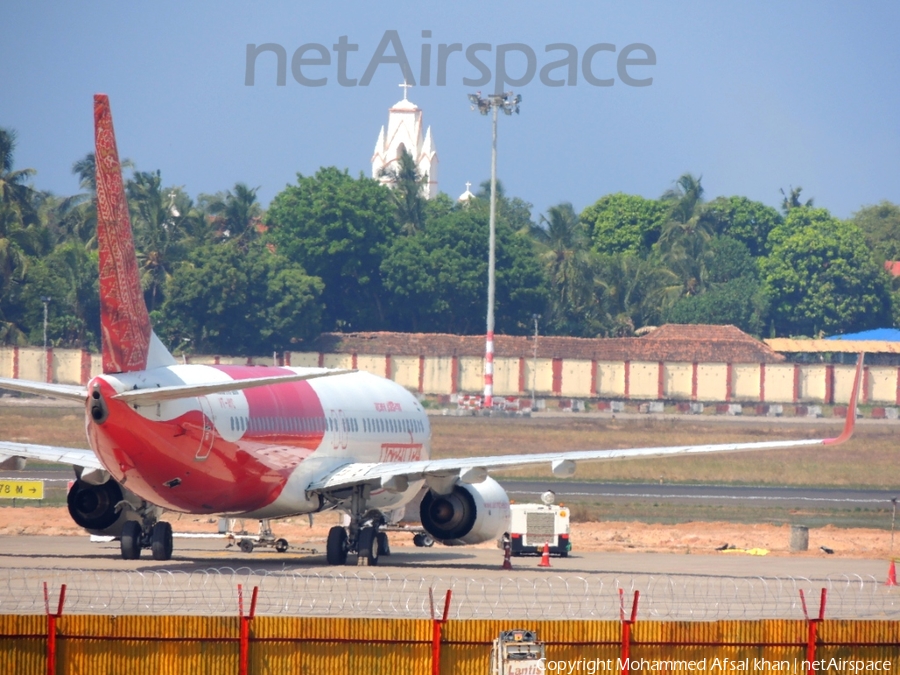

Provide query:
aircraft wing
left=308, top=434, right=843, bottom=492
left=0, top=378, right=87, bottom=402
left=0, top=441, right=103, bottom=470
left=310, top=355, right=863, bottom=494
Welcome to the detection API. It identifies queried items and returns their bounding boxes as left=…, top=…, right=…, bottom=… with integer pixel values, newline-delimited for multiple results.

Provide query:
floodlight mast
left=468, top=91, right=521, bottom=410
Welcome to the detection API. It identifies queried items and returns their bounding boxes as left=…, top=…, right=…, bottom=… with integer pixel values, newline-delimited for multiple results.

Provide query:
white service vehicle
left=507, top=491, right=571, bottom=557
left=490, top=629, right=545, bottom=675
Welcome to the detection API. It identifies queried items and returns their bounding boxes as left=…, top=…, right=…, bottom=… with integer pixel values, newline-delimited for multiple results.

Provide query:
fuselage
left=85, top=365, right=431, bottom=518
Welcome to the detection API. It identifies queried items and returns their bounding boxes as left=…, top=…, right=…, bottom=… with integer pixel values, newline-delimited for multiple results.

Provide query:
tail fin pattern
left=94, top=94, right=152, bottom=374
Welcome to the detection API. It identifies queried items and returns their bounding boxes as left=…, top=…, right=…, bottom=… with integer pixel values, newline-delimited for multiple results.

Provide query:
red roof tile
left=305, top=324, right=783, bottom=363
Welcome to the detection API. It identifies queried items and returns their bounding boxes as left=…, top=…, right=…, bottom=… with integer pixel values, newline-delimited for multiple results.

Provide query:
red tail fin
left=94, top=94, right=152, bottom=374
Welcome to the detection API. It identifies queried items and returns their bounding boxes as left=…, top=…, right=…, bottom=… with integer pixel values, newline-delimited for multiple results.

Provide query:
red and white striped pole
left=484, top=331, right=494, bottom=409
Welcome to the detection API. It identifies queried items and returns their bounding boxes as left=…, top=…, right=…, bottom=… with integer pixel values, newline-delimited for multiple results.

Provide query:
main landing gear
left=325, top=485, right=391, bottom=566
left=120, top=519, right=174, bottom=561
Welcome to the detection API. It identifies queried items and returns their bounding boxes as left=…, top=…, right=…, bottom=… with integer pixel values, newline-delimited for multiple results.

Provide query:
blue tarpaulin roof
left=827, top=328, right=900, bottom=341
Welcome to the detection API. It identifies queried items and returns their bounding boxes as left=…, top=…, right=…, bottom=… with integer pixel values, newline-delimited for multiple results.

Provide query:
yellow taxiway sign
left=0, top=480, right=44, bottom=500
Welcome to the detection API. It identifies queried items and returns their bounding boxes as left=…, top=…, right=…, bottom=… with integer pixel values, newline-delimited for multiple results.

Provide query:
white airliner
left=0, top=96, right=862, bottom=564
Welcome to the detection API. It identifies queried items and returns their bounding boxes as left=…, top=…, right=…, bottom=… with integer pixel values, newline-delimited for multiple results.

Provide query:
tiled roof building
left=306, top=324, right=784, bottom=364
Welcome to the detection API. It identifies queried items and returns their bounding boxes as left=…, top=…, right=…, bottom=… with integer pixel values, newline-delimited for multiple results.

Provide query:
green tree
left=474, top=178, right=536, bottom=234
left=7, top=242, right=100, bottom=348
left=266, top=167, right=398, bottom=331
left=580, top=193, right=668, bottom=256
left=699, top=196, right=783, bottom=257
left=851, top=201, right=900, bottom=265
left=666, top=279, right=767, bottom=334
left=156, top=241, right=323, bottom=354
left=765, top=206, right=835, bottom=250
left=760, top=212, right=892, bottom=336
left=666, top=236, right=767, bottom=334
left=380, top=206, right=548, bottom=334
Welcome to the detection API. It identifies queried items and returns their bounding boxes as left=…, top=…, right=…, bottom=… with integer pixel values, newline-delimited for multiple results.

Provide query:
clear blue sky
left=2, top=2, right=898, bottom=220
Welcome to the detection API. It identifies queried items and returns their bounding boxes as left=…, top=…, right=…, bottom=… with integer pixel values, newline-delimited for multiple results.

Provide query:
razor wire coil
left=1, top=568, right=898, bottom=620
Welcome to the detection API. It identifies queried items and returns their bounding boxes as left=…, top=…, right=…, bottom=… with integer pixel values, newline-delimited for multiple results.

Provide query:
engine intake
left=419, top=476, right=511, bottom=546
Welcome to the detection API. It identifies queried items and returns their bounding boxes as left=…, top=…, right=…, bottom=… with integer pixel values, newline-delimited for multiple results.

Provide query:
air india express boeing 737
left=0, top=96, right=862, bottom=564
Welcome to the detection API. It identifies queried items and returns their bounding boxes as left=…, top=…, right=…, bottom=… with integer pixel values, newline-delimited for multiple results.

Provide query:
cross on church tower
left=399, top=80, right=413, bottom=100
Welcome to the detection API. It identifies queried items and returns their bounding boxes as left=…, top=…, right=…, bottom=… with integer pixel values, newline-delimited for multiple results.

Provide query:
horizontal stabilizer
left=112, top=369, right=355, bottom=404
left=0, top=378, right=87, bottom=402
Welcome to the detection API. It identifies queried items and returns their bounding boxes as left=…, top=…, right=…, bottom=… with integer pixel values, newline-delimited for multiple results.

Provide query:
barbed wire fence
left=2, top=568, right=899, bottom=620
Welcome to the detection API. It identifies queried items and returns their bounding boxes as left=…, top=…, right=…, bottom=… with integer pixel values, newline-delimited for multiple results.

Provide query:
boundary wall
left=2, top=346, right=898, bottom=405
left=1, top=612, right=899, bottom=674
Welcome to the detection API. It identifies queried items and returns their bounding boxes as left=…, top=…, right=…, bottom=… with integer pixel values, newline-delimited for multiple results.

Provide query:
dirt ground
left=2, top=506, right=895, bottom=560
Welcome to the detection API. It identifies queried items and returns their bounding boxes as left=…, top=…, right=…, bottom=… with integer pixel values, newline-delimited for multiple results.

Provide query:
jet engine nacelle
left=420, top=476, right=511, bottom=546
left=66, top=478, right=158, bottom=537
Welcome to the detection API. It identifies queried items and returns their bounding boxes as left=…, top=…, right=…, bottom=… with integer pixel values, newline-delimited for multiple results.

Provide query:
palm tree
left=202, top=183, right=263, bottom=246
left=378, top=149, right=426, bottom=235
left=779, top=185, right=813, bottom=214
left=531, top=203, right=604, bottom=335
left=0, top=128, right=37, bottom=227
left=127, top=171, right=190, bottom=311
left=596, top=254, right=679, bottom=335
left=71, top=152, right=133, bottom=194
left=658, top=173, right=712, bottom=295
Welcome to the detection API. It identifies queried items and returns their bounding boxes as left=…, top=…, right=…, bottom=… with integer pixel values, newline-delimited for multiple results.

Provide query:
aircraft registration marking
left=0, top=480, right=44, bottom=500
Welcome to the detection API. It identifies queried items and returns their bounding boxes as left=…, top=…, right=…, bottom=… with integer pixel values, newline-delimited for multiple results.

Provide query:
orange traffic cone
left=887, top=560, right=897, bottom=586
left=538, top=542, right=551, bottom=567
left=502, top=541, right=513, bottom=570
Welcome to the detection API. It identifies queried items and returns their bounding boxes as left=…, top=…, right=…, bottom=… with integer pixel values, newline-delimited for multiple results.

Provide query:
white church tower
left=372, top=83, right=438, bottom=199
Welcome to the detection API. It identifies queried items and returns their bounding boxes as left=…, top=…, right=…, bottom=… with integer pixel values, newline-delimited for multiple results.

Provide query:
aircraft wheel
left=413, top=533, right=435, bottom=548
left=239, top=538, right=254, bottom=553
left=275, top=538, right=289, bottom=553
left=326, top=526, right=348, bottom=565
left=377, top=531, right=391, bottom=556
left=357, top=526, right=379, bottom=566
left=120, top=520, right=142, bottom=560
left=151, top=521, right=174, bottom=561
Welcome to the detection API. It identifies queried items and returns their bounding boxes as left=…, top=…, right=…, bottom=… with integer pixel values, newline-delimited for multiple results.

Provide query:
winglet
left=94, top=94, right=152, bottom=374
left=823, top=352, right=864, bottom=445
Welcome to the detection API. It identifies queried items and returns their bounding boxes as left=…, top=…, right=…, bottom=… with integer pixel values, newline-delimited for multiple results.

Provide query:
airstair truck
left=490, top=629, right=545, bottom=675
